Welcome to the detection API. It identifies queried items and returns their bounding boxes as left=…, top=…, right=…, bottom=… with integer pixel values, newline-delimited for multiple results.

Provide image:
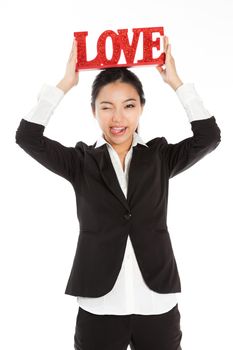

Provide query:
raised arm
left=155, top=36, right=221, bottom=178
left=15, top=39, right=81, bottom=183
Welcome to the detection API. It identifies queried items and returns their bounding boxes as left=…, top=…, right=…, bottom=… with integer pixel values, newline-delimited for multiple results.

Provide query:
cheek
left=95, top=111, right=111, bottom=126
left=126, top=109, right=141, bottom=122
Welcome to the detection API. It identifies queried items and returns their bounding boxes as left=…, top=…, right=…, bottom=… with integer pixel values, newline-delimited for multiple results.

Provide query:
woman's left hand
left=156, top=36, right=183, bottom=91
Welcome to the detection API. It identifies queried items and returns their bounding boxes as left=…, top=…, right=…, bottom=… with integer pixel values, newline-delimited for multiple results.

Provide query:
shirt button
left=124, top=212, right=132, bottom=220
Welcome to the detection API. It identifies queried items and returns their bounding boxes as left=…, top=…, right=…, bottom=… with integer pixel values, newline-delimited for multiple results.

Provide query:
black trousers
left=74, top=303, right=182, bottom=350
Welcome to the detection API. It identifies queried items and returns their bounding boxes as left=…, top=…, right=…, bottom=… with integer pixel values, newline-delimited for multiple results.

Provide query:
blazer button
left=124, top=212, right=132, bottom=220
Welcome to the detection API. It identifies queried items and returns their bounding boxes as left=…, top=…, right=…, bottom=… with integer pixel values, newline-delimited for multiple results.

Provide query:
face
left=92, top=81, right=143, bottom=152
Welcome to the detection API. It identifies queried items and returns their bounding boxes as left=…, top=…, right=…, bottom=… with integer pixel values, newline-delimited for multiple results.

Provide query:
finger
left=70, top=40, right=75, bottom=51
left=156, top=65, right=164, bottom=74
left=70, top=39, right=76, bottom=52
left=165, top=44, right=172, bottom=62
left=167, top=43, right=171, bottom=55
left=163, top=36, right=166, bottom=52
left=69, top=41, right=77, bottom=59
left=164, top=36, right=169, bottom=53
left=162, top=36, right=165, bottom=47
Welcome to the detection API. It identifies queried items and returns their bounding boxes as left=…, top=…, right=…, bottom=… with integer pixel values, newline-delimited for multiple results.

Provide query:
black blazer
left=15, top=116, right=221, bottom=297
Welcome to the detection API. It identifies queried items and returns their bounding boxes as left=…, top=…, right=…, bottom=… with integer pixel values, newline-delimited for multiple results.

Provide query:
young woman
left=15, top=36, right=221, bottom=350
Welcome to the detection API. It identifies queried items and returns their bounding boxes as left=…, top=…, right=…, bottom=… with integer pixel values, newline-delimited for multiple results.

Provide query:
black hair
left=91, top=67, right=146, bottom=133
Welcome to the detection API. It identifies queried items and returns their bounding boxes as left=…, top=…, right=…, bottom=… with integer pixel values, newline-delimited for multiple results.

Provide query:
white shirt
left=23, top=82, right=212, bottom=315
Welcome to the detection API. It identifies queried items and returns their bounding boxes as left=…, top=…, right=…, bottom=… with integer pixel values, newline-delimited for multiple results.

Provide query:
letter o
left=97, top=30, right=121, bottom=66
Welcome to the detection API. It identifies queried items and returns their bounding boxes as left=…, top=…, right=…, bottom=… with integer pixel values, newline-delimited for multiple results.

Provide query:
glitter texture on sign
left=74, top=27, right=165, bottom=70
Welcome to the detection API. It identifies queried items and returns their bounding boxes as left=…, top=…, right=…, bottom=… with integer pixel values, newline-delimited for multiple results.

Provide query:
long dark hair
left=91, top=68, right=146, bottom=133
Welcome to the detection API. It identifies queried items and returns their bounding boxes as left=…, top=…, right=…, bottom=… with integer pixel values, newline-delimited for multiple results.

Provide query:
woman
left=15, top=36, right=221, bottom=350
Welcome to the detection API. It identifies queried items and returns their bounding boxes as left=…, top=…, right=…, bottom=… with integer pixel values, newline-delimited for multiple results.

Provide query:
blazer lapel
left=127, top=145, right=150, bottom=205
left=92, top=143, right=150, bottom=211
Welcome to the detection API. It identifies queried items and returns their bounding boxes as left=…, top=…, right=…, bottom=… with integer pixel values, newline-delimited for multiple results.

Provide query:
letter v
left=117, top=28, right=143, bottom=65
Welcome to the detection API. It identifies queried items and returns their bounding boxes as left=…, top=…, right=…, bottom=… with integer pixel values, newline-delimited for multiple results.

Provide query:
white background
left=1, top=0, right=232, bottom=349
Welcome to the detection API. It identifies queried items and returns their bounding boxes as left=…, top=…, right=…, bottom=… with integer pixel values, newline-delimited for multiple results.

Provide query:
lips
left=110, top=126, right=127, bottom=135
left=110, top=127, right=126, bottom=131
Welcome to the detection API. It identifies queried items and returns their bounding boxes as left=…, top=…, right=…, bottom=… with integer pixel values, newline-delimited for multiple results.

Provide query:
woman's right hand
left=56, top=39, right=79, bottom=94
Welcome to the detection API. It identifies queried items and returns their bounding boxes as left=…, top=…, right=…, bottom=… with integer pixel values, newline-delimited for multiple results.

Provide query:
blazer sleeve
left=15, top=118, right=79, bottom=184
left=159, top=116, right=221, bottom=179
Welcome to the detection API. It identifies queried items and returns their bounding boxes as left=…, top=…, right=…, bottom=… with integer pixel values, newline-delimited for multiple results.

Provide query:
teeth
left=111, top=127, right=125, bottom=130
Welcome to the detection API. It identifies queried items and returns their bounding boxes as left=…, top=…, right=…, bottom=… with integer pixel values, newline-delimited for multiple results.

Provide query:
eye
left=101, top=107, right=110, bottom=110
left=125, top=104, right=135, bottom=109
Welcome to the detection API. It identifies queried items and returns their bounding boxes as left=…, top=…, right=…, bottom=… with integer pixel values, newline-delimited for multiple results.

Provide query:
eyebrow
left=100, top=98, right=137, bottom=105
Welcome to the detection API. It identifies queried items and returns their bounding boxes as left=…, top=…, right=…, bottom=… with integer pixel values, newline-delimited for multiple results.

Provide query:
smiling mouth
left=110, top=127, right=127, bottom=135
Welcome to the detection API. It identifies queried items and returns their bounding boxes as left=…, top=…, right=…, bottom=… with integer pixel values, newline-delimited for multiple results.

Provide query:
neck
left=104, top=134, right=134, bottom=154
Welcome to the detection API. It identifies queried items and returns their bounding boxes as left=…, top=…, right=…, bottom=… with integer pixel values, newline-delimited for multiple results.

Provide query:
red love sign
left=74, top=27, right=165, bottom=71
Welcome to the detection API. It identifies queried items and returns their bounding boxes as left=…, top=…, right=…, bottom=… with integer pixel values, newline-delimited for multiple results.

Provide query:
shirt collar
left=94, top=131, right=149, bottom=149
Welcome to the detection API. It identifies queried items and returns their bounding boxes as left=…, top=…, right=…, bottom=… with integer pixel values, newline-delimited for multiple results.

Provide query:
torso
left=118, top=153, right=127, bottom=172
left=111, top=136, right=133, bottom=172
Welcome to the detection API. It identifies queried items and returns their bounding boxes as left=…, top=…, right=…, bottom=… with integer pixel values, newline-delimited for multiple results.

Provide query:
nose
left=112, top=107, right=124, bottom=123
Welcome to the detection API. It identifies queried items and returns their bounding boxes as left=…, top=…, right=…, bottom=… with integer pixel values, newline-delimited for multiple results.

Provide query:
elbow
left=15, top=119, right=33, bottom=149
left=192, top=116, right=222, bottom=151
left=15, top=126, right=23, bottom=146
left=207, top=126, right=221, bottom=152
left=211, top=124, right=221, bottom=149
left=15, top=123, right=26, bottom=147
left=15, top=118, right=42, bottom=147
left=203, top=116, right=221, bottom=150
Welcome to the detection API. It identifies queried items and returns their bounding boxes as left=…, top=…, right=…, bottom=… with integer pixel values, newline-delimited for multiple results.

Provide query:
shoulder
left=146, top=136, right=168, bottom=149
left=74, top=140, right=99, bottom=152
